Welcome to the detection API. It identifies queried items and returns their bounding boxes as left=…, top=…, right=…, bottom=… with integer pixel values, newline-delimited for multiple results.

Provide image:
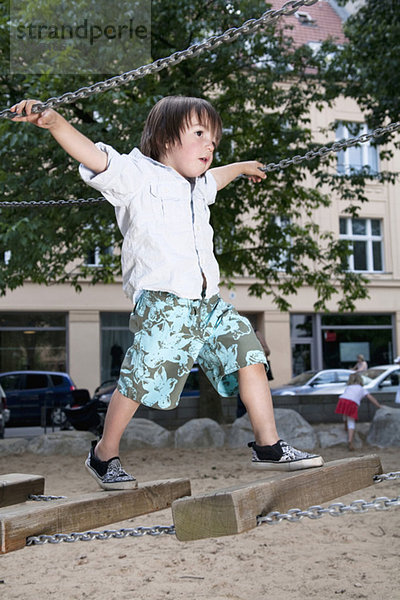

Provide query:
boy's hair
left=140, top=96, right=223, bottom=162
left=348, top=372, right=364, bottom=386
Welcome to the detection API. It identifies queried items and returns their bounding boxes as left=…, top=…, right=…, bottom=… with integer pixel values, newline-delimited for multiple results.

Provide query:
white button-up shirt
left=79, top=144, right=220, bottom=303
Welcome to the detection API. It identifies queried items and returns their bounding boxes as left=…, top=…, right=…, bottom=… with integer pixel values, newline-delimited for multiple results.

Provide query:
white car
left=359, top=365, right=400, bottom=396
left=306, top=364, right=400, bottom=398
left=271, top=369, right=354, bottom=396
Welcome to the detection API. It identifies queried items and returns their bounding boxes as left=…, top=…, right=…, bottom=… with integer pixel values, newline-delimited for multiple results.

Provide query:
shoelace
left=105, top=459, right=133, bottom=481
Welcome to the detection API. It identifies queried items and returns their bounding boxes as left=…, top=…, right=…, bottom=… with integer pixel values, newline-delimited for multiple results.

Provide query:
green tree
left=0, top=0, right=371, bottom=310
left=324, top=0, right=400, bottom=129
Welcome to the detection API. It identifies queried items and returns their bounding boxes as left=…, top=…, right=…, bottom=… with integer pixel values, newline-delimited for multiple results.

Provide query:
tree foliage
left=0, top=0, right=373, bottom=310
left=325, top=0, right=400, bottom=129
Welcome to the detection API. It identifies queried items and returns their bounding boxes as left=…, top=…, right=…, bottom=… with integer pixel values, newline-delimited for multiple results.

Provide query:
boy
left=11, top=96, right=324, bottom=488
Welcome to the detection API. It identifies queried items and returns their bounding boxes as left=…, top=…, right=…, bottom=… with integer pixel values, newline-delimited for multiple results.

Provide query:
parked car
left=359, top=364, right=400, bottom=396
left=92, top=366, right=200, bottom=408
left=271, top=369, right=354, bottom=396
left=0, top=384, right=10, bottom=439
left=283, top=364, right=400, bottom=400
left=0, top=371, right=76, bottom=427
left=305, top=364, right=400, bottom=398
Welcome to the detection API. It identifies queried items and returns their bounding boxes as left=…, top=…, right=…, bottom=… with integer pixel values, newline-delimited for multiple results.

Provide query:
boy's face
left=161, top=114, right=217, bottom=178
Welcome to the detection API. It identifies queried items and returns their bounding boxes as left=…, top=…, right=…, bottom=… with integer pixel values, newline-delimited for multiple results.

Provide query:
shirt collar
left=128, top=147, right=206, bottom=183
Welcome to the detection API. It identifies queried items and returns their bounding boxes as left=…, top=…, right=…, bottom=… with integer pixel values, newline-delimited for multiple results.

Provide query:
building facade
left=1, top=1, right=398, bottom=393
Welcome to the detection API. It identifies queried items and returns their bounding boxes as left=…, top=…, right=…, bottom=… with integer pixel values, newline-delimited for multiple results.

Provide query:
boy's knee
left=111, top=387, right=140, bottom=407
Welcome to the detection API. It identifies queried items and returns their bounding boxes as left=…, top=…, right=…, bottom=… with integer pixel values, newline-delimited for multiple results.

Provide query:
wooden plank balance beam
left=0, top=473, right=45, bottom=508
left=0, top=474, right=190, bottom=554
left=0, top=456, right=383, bottom=551
left=172, top=455, right=383, bottom=541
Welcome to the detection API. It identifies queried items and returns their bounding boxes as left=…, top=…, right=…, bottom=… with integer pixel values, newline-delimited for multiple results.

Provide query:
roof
left=267, top=0, right=347, bottom=46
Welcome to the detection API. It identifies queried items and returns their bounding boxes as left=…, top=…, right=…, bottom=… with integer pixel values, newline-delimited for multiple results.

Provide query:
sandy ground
left=0, top=445, right=399, bottom=600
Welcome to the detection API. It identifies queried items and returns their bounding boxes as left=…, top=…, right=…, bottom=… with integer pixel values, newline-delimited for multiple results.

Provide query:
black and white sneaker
left=85, top=440, right=138, bottom=490
left=248, top=439, right=324, bottom=471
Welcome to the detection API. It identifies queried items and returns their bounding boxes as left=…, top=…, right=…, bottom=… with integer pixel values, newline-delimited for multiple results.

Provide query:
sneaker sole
left=251, top=456, right=324, bottom=471
left=85, top=458, right=138, bottom=490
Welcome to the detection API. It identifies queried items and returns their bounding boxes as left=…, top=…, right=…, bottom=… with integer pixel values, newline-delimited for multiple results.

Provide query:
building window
left=0, top=312, right=67, bottom=372
left=270, top=215, right=291, bottom=270
left=290, top=314, right=314, bottom=376
left=336, top=122, right=379, bottom=175
left=321, top=313, right=394, bottom=369
left=85, top=246, right=113, bottom=267
left=100, top=313, right=133, bottom=383
left=295, top=11, right=315, bottom=26
left=339, top=217, right=383, bottom=272
left=290, top=313, right=395, bottom=374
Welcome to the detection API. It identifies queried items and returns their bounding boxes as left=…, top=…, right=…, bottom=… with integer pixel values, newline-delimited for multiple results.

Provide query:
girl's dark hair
left=140, top=96, right=223, bottom=162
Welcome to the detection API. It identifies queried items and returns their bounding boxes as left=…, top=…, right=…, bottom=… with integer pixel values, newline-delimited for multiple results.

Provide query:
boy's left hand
left=239, top=161, right=266, bottom=183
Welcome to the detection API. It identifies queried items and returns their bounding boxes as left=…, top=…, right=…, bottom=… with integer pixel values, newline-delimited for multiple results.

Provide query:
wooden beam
left=0, top=478, right=190, bottom=554
left=172, top=455, right=382, bottom=541
left=0, top=474, right=45, bottom=508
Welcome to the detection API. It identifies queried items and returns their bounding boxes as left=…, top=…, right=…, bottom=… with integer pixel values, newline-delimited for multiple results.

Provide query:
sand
left=1, top=445, right=399, bottom=599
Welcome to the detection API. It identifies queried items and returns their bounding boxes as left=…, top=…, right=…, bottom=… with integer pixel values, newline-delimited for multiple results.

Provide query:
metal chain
left=258, top=470, right=400, bottom=526
left=260, top=121, right=400, bottom=173
left=2, top=119, right=399, bottom=208
left=0, top=0, right=318, bottom=119
left=1, top=0, right=398, bottom=208
left=25, top=469, right=399, bottom=546
left=0, top=197, right=106, bottom=208
left=28, top=494, right=67, bottom=501
left=373, top=471, right=400, bottom=482
left=258, top=495, right=400, bottom=526
left=26, top=525, right=176, bottom=546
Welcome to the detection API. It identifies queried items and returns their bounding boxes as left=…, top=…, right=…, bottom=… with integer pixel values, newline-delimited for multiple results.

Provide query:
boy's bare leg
left=95, top=389, right=140, bottom=461
left=238, top=363, right=279, bottom=446
left=238, top=362, right=324, bottom=470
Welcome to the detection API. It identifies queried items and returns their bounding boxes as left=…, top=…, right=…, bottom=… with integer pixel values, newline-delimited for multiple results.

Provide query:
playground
left=1, top=444, right=399, bottom=599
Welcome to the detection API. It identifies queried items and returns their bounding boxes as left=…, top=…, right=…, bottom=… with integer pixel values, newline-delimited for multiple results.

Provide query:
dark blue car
left=92, top=366, right=200, bottom=407
left=0, top=370, right=76, bottom=426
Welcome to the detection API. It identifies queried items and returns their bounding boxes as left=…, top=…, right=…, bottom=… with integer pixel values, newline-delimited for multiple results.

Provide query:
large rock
left=367, top=406, right=400, bottom=447
left=174, top=418, right=225, bottom=448
left=27, top=431, right=93, bottom=455
left=227, top=409, right=318, bottom=450
left=316, top=424, right=363, bottom=449
left=0, top=438, right=29, bottom=455
left=120, top=418, right=173, bottom=449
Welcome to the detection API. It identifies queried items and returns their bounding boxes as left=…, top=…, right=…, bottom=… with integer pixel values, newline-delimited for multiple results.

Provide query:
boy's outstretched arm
left=209, top=160, right=266, bottom=191
left=10, top=99, right=108, bottom=174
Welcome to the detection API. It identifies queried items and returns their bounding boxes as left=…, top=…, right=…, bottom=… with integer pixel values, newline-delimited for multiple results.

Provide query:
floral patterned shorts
left=117, top=290, right=267, bottom=409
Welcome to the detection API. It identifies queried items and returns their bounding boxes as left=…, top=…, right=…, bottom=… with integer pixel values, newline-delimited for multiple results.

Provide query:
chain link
left=374, top=471, right=400, bottom=482
left=2, top=119, right=399, bottom=208
left=0, top=197, right=105, bottom=208
left=1, top=0, right=398, bottom=208
left=260, top=121, right=400, bottom=173
left=28, top=494, right=67, bottom=501
left=0, top=0, right=318, bottom=119
left=258, top=495, right=400, bottom=526
left=24, top=469, right=400, bottom=546
left=26, top=525, right=176, bottom=546
left=259, top=471, right=400, bottom=526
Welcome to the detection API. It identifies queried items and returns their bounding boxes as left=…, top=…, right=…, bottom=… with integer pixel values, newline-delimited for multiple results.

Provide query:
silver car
left=360, top=365, right=400, bottom=396
left=271, top=369, right=354, bottom=396
left=306, top=364, right=400, bottom=398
